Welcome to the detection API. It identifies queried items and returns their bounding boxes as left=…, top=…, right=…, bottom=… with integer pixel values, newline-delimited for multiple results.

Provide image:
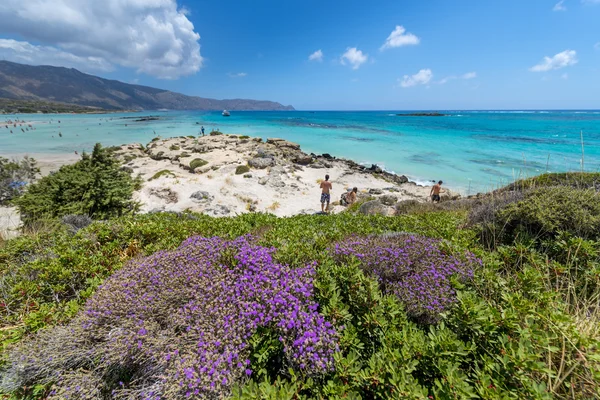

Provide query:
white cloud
left=308, top=49, right=323, bottom=62
left=0, top=0, right=202, bottom=79
left=380, top=25, right=420, bottom=50
left=437, top=71, right=477, bottom=84
left=0, top=39, right=113, bottom=72
left=530, top=50, right=577, bottom=72
left=340, top=47, right=368, bottom=70
left=228, top=72, right=247, bottom=78
left=400, top=69, right=433, bottom=88
left=553, top=1, right=567, bottom=11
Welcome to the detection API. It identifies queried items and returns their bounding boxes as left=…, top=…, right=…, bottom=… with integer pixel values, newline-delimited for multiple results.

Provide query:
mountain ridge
left=0, top=61, right=294, bottom=111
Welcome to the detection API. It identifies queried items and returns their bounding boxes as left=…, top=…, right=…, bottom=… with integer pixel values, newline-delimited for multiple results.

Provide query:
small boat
left=222, top=110, right=230, bottom=117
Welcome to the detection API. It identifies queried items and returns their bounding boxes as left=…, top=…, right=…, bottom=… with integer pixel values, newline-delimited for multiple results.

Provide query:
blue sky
left=0, top=0, right=599, bottom=109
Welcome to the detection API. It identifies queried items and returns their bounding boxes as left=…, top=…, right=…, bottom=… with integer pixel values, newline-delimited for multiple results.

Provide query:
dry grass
left=267, top=202, right=280, bottom=211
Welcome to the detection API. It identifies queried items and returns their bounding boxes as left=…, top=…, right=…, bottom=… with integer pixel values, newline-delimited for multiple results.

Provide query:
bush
left=210, top=130, right=223, bottom=136
left=189, top=158, right=208, bottom=171
left=61, top=214, right=93, bottom=234
left=13, top=144, right=139, bottom=224
left=0, top=157, right=39, bottom=205
left=474, top=186, right=600, bottom=247
left=169, top=144, right=180, bottom=151
left=503, top=172, right=600, bottom=192
left=235, top=165, right=250, bottom=175
left=2, top=236, right=337, bottom=399
left=239, top=135, right=250, bottom=140
left=332, top=234, right=478, bottom=323
left=149, top=169, right=176, bottom=181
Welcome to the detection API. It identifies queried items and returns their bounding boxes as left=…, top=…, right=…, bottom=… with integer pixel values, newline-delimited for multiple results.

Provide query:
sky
left=0, top=0, right=599, bottom=110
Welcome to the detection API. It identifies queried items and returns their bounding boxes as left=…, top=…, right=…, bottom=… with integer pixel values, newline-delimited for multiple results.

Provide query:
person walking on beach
left=430, top=180, right=443, bottom=203
left=201, top=126, right=205, bottom=136
left=320, top=175, right=332, bottom=212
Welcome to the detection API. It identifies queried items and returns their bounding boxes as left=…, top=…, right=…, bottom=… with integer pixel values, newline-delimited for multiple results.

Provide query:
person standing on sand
left=201, top=126, right=205, bottom=136
left=320, top=175, right=333, bottom=212
left=430, top=180, right=443, bottom=203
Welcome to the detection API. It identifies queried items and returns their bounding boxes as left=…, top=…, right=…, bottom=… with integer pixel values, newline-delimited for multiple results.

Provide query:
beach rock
left=441, top=190, right=461, bottom=202
left=249, top=157, right=275, bottom=169
left=391, top=175, right=409, bottom=185
left=258, top=177, right=269, bottom=185
left=190, top=191, right=214, bottom=202
left=294, top=156, right=313, bottom=165
left=379, top=194, right=398, bottom=206
left=359, top=200, right=395, bottom=216
left=322, top=153, right=333, bottom=160
left=369, top=164, right=383, bottom=173
left=369, top=188, right=384, bottom=195
left=149, top=188, right=179, bottom=204
left=256, top=146, right=275, bottom=158
left=266, top=138, right=301, bottom=150
left=309, top=162, right=325, bottom=169
left=206, top=204, right=231, bottom=216
left=243, top=174, right=253, bottom=178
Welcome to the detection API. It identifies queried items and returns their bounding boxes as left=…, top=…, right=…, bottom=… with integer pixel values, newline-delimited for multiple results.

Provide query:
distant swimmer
left=430, top=180, right=443, bottom=203
left=10, top=130, right=13, bottom=134
left=74, top=151, right=78, bottom=155
left=21, top=128, right=24, bottom=132
left=319, top=174, right=333, bottom=213
left=59, top=132, right=62, bottom=137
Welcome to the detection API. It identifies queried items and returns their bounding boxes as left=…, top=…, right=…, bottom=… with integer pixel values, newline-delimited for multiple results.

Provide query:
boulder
left=243, top=173, right=253, bottom=178
left=359, top=200, right=395, bottom=216
left=379, top=194, right=398, bottom=206
left=266, top=138, right=301, bottom=150
left=369, top=188, right=384, bottom=195
left=391, top=175, right=409, bottom=185
left=149, top=188, right=178, bottom=204
left=322, top=153, right=333, bottom=160
left=258, top=177, right=269, bottom=185
left=294, top=156, right=313, bottom=165
left=249, top=157, right=275, bottom=169
left=369, top=164, right=383, bottom=173
left=190, top=191, right=214, bottom=202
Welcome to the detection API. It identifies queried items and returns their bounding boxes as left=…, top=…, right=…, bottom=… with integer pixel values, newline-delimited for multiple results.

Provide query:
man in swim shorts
left=320, top=174, right=332, bottom=212
left=430, top=180, right=443, bottom=203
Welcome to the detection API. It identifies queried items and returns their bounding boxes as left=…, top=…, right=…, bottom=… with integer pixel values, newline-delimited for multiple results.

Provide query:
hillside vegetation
left=0, top=161, right=599, bottom=398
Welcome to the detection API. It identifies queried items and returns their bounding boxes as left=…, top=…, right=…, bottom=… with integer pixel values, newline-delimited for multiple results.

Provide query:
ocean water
left=2, top=110, right=600, bottom=194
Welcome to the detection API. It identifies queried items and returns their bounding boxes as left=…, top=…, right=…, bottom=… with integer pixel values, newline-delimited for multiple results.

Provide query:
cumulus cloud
left=530, top=50, right=577, bottom=72
left=308, top=49, right=323, bottom=62
left=380, top=26, right=420, bottom=50
left=400, top=69, right=432, bottom=88
left=340, top=47, right=368, bottom=70
left=228, top=72, right=247, bottom=78
left=0, top=0, right=202, bottom=79
left=462, top=72, right=477, bottom=79
left=0, top=39, right=113, bottom=72
left=553, top=1, right=567, bottom=11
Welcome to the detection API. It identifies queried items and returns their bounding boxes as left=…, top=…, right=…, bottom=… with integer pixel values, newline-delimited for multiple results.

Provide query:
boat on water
left=222, top=110, right=230, bottom=117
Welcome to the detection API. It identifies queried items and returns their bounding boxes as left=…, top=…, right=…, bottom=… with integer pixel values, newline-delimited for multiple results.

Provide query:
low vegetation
left=149, top=169, right=176, bottom=181
left=0, top=99, right=108, bottom=114
left=0, top=157, right=39, bottom=205
left=210, top=130, right=223, bottom=136
left=12, top=144, right=140, bottom=224
left=1, top=172, right=599, bottom=399
left=189, top=158, right=208, bottom=171
left=235, top=165, right=250, bottom=175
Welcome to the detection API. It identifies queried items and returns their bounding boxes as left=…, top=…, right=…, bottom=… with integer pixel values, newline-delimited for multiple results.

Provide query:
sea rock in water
left=149, top=188, right=179, bottom=204
left=379, top=194, right=398, bottom=206
left=322, top=153, right=333, bottom=160
left=249, top=157, right=275, bottom=169
left=359, top=200, right=395, bottom=216
left=190, top=191, right=214, bottom=202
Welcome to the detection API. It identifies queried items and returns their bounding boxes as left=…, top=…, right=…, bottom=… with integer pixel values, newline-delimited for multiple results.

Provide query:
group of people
left=318, top=175, right=444, bottom=213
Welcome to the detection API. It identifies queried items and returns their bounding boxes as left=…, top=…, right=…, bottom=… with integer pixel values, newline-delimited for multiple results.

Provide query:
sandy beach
left=1, top=133, right=457, bottom=238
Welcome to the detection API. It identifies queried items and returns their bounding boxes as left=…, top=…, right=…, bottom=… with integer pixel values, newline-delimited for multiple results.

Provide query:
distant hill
left=0, top=61, right=294, bottom=111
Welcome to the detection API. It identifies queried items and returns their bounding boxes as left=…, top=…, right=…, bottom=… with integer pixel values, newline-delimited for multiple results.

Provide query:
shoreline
left=1, top=134, right=460, bottom=237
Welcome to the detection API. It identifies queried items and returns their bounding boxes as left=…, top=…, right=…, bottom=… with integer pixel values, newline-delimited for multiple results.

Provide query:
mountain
left=0, top=61, right=294, bottom=111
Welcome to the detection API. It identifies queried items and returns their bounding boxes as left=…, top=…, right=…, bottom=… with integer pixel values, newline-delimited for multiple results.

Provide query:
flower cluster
left=332, top=234, right=479, bottom=323
left=8, top=236, right=337, bottom=399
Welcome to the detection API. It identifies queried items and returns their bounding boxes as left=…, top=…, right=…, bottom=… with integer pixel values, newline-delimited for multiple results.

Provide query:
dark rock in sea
left=135, top=117, right=161, bottom=122
left=369, top=164, right=383, bottom=173
left=397, top=112, right=445, bottom=117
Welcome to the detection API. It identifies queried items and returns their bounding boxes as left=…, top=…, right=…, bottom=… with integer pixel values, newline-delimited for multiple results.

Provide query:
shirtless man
left=320, top=174, right=333, bottom=212
left=430, top=180, right=443, bottom=203
left=346, top=187, right=358, bottom=205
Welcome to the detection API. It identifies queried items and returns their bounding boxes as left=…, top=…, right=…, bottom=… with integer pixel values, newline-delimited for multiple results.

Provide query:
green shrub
left=210, top=130, right=223, bottom=136
left=169, top=144, right=180, bottom=151
left=189, top=158, right=208, bottom=171
left=235, top=165, right=250, bottom=175
left=503, top=172, right=600, bottom=192
left=239, top=135, right=250, bottom=139
left=13, top=144, right=140, bottom=224
left=148, top=169, right=176, bottom=181
left=475, top=186, right=600, bottom=247
left=179, top=152, right=191, bottom=158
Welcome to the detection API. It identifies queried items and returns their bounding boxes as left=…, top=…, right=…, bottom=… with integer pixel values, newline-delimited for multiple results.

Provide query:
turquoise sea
left=2, top=110, right=600, bottom=194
